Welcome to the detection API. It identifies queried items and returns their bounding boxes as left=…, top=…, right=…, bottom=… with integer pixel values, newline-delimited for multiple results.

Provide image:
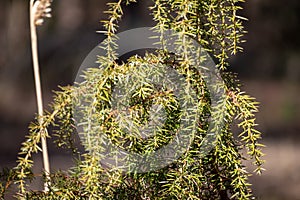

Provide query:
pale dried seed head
left=33, top=0, right=53, bottom=26
left=36, top=18, right=44, bottom=26
left=44, top=13, right=52, bottom=18
left=45, top=8, right=52, bottom=13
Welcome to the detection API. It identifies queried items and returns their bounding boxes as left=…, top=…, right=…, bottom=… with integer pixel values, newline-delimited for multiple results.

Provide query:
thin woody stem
left=29, top=0, right=51, bottom=192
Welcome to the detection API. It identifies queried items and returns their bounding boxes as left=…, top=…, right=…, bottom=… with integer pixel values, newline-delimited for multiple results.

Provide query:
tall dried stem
left=29, top=0, right=53, bottom=192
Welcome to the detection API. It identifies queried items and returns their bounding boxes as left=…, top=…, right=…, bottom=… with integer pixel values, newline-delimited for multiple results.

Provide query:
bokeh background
left=0, top=0, right=300, bottom=199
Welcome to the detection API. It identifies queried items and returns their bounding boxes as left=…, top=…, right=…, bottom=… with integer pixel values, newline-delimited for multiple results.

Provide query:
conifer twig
left=29, top=0, right=53, bottom=192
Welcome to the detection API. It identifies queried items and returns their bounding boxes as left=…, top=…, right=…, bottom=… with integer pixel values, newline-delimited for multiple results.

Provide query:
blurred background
left=0, top=0, right=299, bottom=199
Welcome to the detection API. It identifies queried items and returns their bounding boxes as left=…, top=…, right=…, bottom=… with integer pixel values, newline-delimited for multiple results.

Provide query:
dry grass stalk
left=29, top=0, right=53, bottom=192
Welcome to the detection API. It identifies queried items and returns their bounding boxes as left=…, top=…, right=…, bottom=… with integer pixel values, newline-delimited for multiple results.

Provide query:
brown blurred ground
left=0, top=0, right=300, bottom=199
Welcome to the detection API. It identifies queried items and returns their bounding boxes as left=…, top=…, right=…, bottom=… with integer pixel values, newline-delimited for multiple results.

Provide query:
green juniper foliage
left=2, top=0, right=264, bottom=199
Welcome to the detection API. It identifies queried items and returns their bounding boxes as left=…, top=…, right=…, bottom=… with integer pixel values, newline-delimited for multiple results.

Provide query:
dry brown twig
left=29, top=0, right=53, bottom=192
